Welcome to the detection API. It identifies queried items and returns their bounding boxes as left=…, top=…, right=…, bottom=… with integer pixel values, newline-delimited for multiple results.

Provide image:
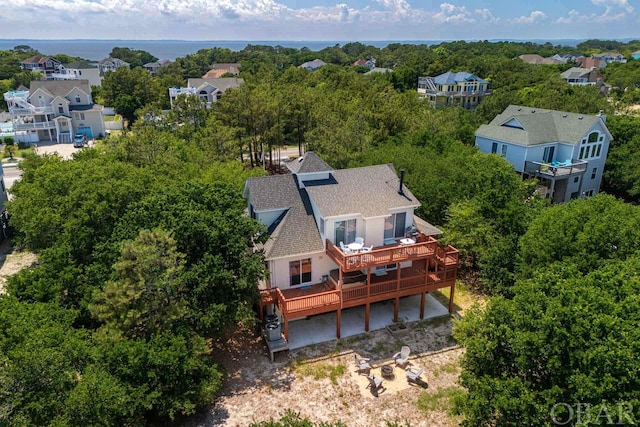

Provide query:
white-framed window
left=289, top=258, right=311, bottom=286
left=591, top=167, right=597, bottom=180
left=75, top=95, right=81, bottom=103
left=334, top=219, right=356, bottom=244
left=579, top=132, right=603, bottom=160
left=491, top=142, right=498, bottom=154
left=543, top=146, right=555, bottom=163
left=384, top=212, right=407, bottom=240
left=501, top=144, right=508, bottom=157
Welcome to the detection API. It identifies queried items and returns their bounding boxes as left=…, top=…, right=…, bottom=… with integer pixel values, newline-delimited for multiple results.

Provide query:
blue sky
left=0, top=0, right=637, bottom=41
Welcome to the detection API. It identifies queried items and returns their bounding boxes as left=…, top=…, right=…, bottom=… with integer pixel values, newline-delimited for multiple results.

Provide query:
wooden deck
left=260, top=237, right=459, bottom=341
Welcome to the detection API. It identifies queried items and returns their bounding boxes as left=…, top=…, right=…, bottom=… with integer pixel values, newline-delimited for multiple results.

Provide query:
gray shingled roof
left=561, top=67, right=590, bottom=80
left=475, top=105, right=610, bottom=146
left=247, top=174, right=323, bottom=259
left=305, top=164, right=420, bottom=218
left=413, top=216, right=442, bottom=236
left=433, top=71, right=487, bottom=85
left=298, top=59, right=327, bottom=69
left=186, top=78, right=244, bottom=93
left=30, top=80, right=92, bottom=98
left=285, top=152, right=334, bottom=174
left=63, top=61, right=97, bottom=69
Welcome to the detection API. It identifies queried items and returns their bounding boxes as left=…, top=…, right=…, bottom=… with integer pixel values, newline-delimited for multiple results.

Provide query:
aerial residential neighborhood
left=1, top=35, right=640, bottom=427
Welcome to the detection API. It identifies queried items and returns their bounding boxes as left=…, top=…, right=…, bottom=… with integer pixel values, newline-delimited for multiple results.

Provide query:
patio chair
left=355, top=237, right=364, bottom=245
left=354, top=355, right=371, bottom=375
left=367, top=374, right=384, bottom=396
left=360, top=245, right=373, bottom=252
left=406, top=366, right=424, bottom=384
left=340, top=241, right=353, bottom=254
left=393, top=346, right=411, bottom=368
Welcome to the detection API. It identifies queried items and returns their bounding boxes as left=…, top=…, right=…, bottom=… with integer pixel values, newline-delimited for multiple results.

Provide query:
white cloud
left=432, top=2, right=474, bottom=24
left=510, top=10, right=546, bottom=24
left=555, top=0, right=633, bottom=24
left=475, top=8, right=500, bottom=23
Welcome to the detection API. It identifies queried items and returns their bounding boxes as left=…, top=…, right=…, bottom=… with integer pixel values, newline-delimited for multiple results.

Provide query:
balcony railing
left=169, top=87, right=197, bottom=97
left=14, top=121, right=56, bottom=130
left=420, top=89, right=492, bottom=97
left=9, top=106, right=54, bottom=115
left=51, top=73, right=78, bottom=80
left=524, top=160, right=588, bottom=178
left=326, top=234, right=438, bottom=273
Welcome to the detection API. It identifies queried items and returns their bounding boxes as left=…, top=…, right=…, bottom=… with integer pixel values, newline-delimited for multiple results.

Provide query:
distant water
left=0, top=38, right=602, bottom=61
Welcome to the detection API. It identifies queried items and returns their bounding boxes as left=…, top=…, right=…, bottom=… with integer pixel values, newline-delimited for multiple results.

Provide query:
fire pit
left=380, top=364, right=394, bottom=379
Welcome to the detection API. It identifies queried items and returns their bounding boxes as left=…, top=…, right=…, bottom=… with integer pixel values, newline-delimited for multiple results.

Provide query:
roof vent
left=517, top=108, right=522, bottom=111
left=563, top=114, right=568, bottom=118
left=298, top=157, right=304, bottom=163
left=579, top=116, right=583, bottom=120
left=531, top=110, right=535, bottom=113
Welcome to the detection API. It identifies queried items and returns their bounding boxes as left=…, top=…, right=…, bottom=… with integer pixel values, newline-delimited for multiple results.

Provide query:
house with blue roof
left=418, top=71, right=491, bottom=109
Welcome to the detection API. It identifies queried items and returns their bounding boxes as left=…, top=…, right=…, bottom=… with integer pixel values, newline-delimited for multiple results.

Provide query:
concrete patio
left=287, top=293, right=449, bottom=349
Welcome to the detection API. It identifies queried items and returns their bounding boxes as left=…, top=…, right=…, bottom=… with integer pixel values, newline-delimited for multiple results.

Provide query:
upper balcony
left=51, top=73, right=78, bottom=80
left=169, top=87, right=197, bottom=97
left=524, top=159, right=588, bottom=178
left=325, top=232, right=458, bottom=273
left=421, top=88, right=492, bottom=98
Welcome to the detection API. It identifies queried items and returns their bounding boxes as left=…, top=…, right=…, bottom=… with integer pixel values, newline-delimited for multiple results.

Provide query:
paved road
left=2, top=163, right=22, bottom=200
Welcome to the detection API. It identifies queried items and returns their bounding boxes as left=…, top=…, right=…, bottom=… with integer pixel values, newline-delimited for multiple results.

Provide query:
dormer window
left=75, top=95, right=81, bottom=103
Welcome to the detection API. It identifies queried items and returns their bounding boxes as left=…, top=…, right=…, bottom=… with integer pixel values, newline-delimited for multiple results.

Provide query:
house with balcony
left=418, top=71, right=491, bottom=109
left=475, top=105, right=612, bottom=203
left=561, top=67, right=603, bottom=86
left=168, top=77, right=244, bottom=108
left=51, top=61, right=102, bottom=87
left=592, top=52, right=627, bottom=64
left=98, top=57, right=130, bottom=75
left=19, top=56, right=62, bottom=79
left=244, top=152, right=458, bottom=343
left=144, top=60, right=172, bottom=77
left=3, top=80, right=105, bottom=143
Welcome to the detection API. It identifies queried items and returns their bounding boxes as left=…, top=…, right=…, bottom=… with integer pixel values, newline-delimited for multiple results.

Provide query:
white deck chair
left=355, top=237, right=364, bottom=245
left=393, top=346, right=411, bottom=368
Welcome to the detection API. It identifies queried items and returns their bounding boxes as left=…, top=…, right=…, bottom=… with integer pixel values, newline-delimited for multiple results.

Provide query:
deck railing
left=277, top=287, right=340, bottom=316
left=524, top=160, right=588, bottom=177
left=326, top=233, right=439, bottom=272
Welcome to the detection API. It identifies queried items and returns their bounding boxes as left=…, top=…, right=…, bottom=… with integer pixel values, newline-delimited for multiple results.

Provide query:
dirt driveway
left=0, top=240, right=37, bottom=294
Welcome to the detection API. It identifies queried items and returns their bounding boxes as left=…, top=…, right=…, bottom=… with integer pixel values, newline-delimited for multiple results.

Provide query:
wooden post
left=448, top=283, right=455, bottom=313
left=394, top=265, right=400, bottom=322
left=365, top=267, right=371, bottom=331
left=284, top=318, right=289, bottom=341
left=420, top=292, right=426, bottom=319
left=336, top=308, right=341, bottom=339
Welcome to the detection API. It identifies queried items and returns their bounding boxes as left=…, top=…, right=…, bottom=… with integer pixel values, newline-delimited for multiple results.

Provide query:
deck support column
left=448, top=283, right=455, bottom=314
left=394, top=267, right=401, bottom=322
left=365, top=267, right=371, bottom=331
left=336, top=309, right=341, bottom=339
left=284, top=317, right=289, bottom=341
left=420, top=292, right=426, bottom=319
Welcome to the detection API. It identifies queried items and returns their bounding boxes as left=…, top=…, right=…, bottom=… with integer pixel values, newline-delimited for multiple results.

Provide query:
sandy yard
left=0, top=240, right=37, bottom=294
left=182, top=288, right=484, bottom=427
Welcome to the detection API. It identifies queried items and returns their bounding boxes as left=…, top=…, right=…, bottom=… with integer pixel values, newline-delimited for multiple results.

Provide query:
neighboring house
left=576, top=57, right=605, bottom=69
left=298, top=59, right=327, bottom=71
left=352, top=58, right=375, bottom=69
left=168, top=77, right=244, bottom=108
left=3, top=80, right=105, bottom=143
left=202, top=63, right=241, bottom=78
left=143, top=59, right=172, bottom=76
left=592, top=52, right=627, bottom=64
left=364, top=67, right=392, bottom=75
left=550, top=53, right=585, bottom=63
left=418, top=71, right=491, bottom=109
left=632, top=51, right=640, bottom=60
left=561, top=67, right=603, bottom=86
left=52, top=61, right=102, bottom=87
left=19, top=55, right=63, bottom=78
left=518, top=54, right=562, bottom=65
left=244, top=152, right=458, bottom=341
left=475, top=105, right=612, bottom=203
left=98, top=57, right=130, bottom=75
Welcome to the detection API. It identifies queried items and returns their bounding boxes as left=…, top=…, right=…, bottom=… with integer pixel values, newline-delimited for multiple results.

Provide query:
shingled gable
left=245, top=174, right=323, bottom=259
left=475, top=105, right=611, bottom=146
left=30, top=80, right=92, bottom=99
left=285, top=151, right=334, bottom=174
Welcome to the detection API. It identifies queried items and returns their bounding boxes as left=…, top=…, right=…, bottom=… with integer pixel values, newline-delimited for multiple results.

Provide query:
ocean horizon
left=0, top=38, right=633, bottom=62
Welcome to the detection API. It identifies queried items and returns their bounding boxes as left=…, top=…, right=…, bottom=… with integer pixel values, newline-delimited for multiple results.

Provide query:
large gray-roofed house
left=244, top=152, right=459, bottom=344
left=475, top=105, right=611, bottom=146
left=475, top=105, right=612, bottom=203
left=30, top=80, right=92, bottom=98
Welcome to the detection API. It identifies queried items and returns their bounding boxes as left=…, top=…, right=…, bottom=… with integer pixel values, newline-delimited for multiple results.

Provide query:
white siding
left=269, top=251, right=338, bottom=289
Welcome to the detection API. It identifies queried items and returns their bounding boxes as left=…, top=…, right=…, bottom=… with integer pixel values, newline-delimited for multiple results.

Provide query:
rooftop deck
left=524, top=160, right=588, bottom=178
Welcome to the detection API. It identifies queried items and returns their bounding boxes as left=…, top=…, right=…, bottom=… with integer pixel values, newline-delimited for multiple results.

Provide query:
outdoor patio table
left=399, top=238, right=415, bottom=245
left=347, top=242, right=363, bottom=251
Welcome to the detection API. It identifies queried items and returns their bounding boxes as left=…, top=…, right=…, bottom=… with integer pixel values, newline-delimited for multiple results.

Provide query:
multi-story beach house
left=244, top=153, right=458, bottom=342
left=51, top=61, right=102, bottom=87
left=475, top=105, right=612, bottom=203
left=418, top=71, right=491, bottom=109
left=19, top=56, right=63, bottom=79
left=168, top=77, right=244, bottom=108
left=3, top=80, right=105, bottom=143
left=98, top=57, right=130, bottom=75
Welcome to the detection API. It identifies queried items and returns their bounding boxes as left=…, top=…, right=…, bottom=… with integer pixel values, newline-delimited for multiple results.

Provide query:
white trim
left=265, top=249, right=325, bottom=262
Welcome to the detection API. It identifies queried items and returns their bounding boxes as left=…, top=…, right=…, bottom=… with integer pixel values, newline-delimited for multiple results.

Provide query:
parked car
left=73, top=133, right=87, bottom=148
